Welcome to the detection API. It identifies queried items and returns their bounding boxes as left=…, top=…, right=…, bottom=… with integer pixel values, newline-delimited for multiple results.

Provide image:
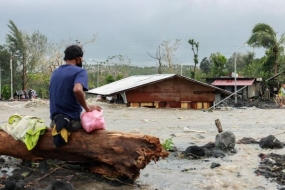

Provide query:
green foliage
left=27, top=73, right=50, bottom=98
left=116, top=74, right=124, bottom=81
left=210, top=52, right=227, bottom=77
left=242, top=58, right=263, bottom=78
left=28, top=73, right=50, bottom=84
left=190, top=70, right=195, bottom=79
left=26, top=73, right=50, bottom=99
left=200, top=57, right=211, bottom=74
left=6, top=20, right=25, bottom=53
left=2, top=85, right=11, bottom=100
left=194, top=68, right=207, bottom=82
left=105, top=74, right=115, bottom=84
left=38, top=88, right=48, bottom=99
left=188, top=39, right=199, bottom=79
left=247, top=23, right=285, bottom=74
left=0, top=46, right=10, bottom=87
left=226, top=52, right=255, bottom=74
left=247, top=23, right=277, bottom=49
left=161, top=137, right=175, bottom=151
left=25, top=30, right=49, bottom=73
left=6, top=20, right=50, bottom=90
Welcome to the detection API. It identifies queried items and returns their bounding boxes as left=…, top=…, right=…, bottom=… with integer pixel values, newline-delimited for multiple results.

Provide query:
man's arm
left=73, top=83, right=101, bottom=112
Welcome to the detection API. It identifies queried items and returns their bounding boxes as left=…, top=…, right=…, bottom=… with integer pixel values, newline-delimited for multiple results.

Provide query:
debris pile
left=0, top=159, right=134, bottom=189
left=255, top=153, right=285, bottom=186
left=216, top=98, right=279, bottom=109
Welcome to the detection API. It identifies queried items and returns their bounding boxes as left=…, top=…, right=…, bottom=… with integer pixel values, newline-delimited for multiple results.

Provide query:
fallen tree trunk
left=0, top=129, right=168, bottom=180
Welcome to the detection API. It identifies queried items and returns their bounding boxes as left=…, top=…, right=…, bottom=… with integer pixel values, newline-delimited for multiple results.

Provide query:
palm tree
left=6, top=20, right=26, bottom=90
left=247, top=23, right=285, bottom=74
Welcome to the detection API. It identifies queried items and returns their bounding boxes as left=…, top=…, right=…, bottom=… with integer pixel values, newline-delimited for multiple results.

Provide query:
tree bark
left=0, top=129, right=168, bottom=180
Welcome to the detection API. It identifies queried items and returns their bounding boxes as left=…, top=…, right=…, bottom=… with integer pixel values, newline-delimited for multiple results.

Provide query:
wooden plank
left=203, top=102, right=210, bottom=109
left=140, top=102, right=153, bottom=107
left=181, top=101, right=191, bottom=109
left=154, top=101, right=160, bottom=108
left=215, top=119, right=223, bottom=133
left=130, top=102, right=140, bottom=107
left=197, top=102, right=203, bottom=109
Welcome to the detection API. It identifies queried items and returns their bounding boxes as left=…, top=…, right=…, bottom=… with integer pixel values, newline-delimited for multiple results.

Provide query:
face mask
left=76, top=62, right=83, bottom=68
left=76, top=57, right=83, bottom=67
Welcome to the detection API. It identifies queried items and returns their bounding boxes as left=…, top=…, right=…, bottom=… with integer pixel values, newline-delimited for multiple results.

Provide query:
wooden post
left=215, top=119, right=223, bottom=133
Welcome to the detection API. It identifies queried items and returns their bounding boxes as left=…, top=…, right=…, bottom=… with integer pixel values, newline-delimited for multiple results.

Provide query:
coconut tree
left=6, top=20, right=50, bottom=91
left=247, top=23, right=285, bottom=74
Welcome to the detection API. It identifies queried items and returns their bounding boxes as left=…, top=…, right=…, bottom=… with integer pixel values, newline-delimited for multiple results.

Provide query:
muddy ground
left=0, top=98, right=285, bottom=190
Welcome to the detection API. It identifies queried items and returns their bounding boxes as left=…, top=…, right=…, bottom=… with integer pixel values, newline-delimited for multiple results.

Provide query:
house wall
left=126, top=77, right=216, bottom=109
left=248, top=83, right=260, bottom=98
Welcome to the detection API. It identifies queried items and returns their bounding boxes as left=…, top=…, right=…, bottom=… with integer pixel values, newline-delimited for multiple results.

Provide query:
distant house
left=205, top=74, right=262, bottom=99
left=88, top=74, right=232, bottom=109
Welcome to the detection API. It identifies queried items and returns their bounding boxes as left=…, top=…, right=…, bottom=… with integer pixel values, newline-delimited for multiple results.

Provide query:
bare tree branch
left=147, top=46, right=163, bottom=74
left=80, top=33, right=98, bottom=47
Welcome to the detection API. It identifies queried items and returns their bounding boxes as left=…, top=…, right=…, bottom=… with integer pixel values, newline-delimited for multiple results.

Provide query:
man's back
left=49, top=64, right=88, bottom=120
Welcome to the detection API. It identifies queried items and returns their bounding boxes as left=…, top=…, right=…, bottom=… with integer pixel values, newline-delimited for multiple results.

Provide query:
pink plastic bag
left=81, top=110, right=106, bottom=132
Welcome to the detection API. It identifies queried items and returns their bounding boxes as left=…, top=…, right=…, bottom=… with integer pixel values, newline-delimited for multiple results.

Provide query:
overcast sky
left=1, top=0, right=285, bottom=67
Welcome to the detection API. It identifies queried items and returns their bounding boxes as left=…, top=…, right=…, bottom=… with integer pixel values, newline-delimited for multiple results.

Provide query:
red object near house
left=212, top=79, right=254, bottom=86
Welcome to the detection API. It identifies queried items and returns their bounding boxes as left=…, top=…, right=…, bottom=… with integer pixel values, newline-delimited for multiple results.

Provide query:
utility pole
left=234, top=44, right=248, bottom=104
left=10, top=51, right=19, bottom=100
left=10, top=55, right=13, bottom=99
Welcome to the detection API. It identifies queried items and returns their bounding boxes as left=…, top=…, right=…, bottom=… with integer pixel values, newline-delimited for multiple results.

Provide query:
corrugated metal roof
left=212, top=79, right=254, bottom=86
left=88, top=74, right=175, bottom=95
left=87, top=74, right=233, bottom=95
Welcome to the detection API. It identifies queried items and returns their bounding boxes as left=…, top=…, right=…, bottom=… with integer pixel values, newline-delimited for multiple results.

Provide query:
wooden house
left=88, top=74, right=232, bottom=109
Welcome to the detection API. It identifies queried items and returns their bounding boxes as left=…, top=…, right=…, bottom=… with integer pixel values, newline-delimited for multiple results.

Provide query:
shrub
left=2, top=85, right=11, bottom=100
left=161, top=137, right=175, bottom=151
left=38, top=87, right=48, bottom=99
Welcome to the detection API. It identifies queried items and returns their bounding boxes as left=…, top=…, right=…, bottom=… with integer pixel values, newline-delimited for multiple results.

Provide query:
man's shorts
left=50, top=118, right=82, bottom=131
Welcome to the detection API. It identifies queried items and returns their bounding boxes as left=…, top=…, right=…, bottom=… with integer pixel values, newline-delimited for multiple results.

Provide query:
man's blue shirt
left=49, top=64, right=88, bottom=120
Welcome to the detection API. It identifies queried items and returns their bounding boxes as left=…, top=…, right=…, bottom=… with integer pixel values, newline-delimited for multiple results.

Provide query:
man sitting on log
left=49, top=45, right=101, bottom=147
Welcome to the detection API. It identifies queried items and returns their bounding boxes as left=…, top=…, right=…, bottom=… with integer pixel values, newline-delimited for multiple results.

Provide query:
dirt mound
left=23, top=99, right=49, bottom=108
